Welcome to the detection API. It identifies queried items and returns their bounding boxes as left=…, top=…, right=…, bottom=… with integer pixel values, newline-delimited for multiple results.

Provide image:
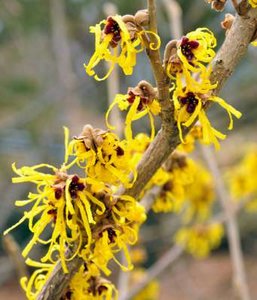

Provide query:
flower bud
left=134, top=9, right=149, bottom=26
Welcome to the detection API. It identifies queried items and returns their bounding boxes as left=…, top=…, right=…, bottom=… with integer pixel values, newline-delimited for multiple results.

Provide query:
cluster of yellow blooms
left=4, top=126, right=146, bottom=299
left=175, top=223, right=224, bottom=258
left=249, top=0, right=257, bottom=8
left=165, top=28, right=241, bottom=149
left=4, top=6, right=244, bottom=299
left=227, top=146, right=257, bottom=212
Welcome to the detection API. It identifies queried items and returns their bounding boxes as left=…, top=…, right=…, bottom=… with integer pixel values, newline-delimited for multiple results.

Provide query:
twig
left=201, top=146, right=251, bottom=300
left=122, top=245, right=184, bottom=300
left=120, top=191, right=254, bottom=299
left=37, top=255, right=83, bottom=300
left=3, top=235, right=28, bottom=280
left=49, top=0, right=83, bottom=129
left=37, top=3, right=257, bottom=299
left=162, top=0, right=183, bottom=39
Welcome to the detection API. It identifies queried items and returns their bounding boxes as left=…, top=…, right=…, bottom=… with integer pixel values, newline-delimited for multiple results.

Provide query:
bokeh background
left=0, top=0, right=257, bottom=299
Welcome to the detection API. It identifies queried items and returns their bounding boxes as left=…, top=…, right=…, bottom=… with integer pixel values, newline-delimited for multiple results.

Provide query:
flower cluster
left=4, top=126, right=146, bottom=299
left=21, top=258, right=118, bottom=300
left=151, top=152, right=215, bottom=222
left=227, top=146, right=257, bottom=212
left=164, top=28, right=241, bottom=149
left=175, top=223, right=224, bottom=258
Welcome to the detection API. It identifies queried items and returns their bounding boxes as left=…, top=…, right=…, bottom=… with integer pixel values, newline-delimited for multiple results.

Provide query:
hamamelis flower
left=177, top=28, right=216, bottom=73
left=249, top=0, right=257, bottom=8
left=165, top=28, right=217, bottom=87
left=106, top=81, right=161, bottom=141
left=4, top=128, right=108, bottom=272
left=20, top=259, right=55, bottom=300
left=89, top=227, right=135, bottom=276
left=173, top=84, right=242, bottom=149
left=4, top=163, right=107, bottom=272
left=88, top=195, right=146, bottom=276
left=66, top=264, right=118, bottom=300
left=175, top=223, right=224, bottom=258
left=183, top=163, right=215, bottom=222
left=85, top=15, right=160, bottom=80
left=177, top=124, right=203, bottom=153
left=151, top=154, right=197, bottom=213
left=68, top=125, right=136, bottom=188
left=227, top=146, right=257, bottom=212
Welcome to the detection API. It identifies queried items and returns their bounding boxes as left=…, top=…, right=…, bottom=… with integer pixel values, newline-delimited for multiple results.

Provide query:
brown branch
left=37, top=255, right=83, bottom=300
left=122, top=245, right=184, bottom=300
left=162, top=0, right=183, bottom=39
left=3, top=235, right=28, bottom=280
left=201, top=146, right=251, bottom=300
left=37, top=4, right=257, bottom=300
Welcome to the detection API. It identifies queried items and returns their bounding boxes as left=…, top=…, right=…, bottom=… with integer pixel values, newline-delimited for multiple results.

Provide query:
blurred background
left=0, top=0, right=256, bottom=299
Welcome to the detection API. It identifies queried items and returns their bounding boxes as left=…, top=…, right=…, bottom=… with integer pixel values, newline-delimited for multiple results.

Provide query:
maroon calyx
left=180, top=37, right=199, bottom=61
left=54, top=187, right=63, bottom=200
left=47, top=208, right=57, bottom=223
left=107, top=228, right=117, bottom=243
left=127, top=90, right=149, bottom=111
left=104, top=17, right=121, bottom=48
left=69, top=175, right=85, bottom=198
left=116, top=146, right=124, bottom=156
left=179, top=92, right=199, bottom=113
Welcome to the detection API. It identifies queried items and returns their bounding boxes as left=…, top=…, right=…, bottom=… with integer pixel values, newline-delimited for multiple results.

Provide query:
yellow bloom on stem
left=106, top=81, right=160, bottom=141
left=68, top=125, right=136, bottom=188
left=177, top=28, right=216, bottom=74
left=175, top=223, right=224, bottom=258
left=173, top=84, right=242, bottom=149
left=20, top=259, right=55, bottom=300
left=183, top=163, right=215, bottom=222
left=68, top=264, right=118, bottom=300
left=151, top=155, right=197, bottom=214
left=89, top=195, right=146, bottom=275
left=90, top=228, right=135, bottom=276
left=84, top=15, right=160, bottom=80
left=4, top=128, right=106, bottom=273
left=227, top=146, right=257, bottom=212
left=177, top=124, right=203, bottom=153
left=249, top=0, right=257, bottom=8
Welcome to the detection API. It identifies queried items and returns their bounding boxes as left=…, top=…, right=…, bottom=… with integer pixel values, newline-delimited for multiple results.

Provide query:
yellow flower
left=175, top=223, right=224, bottom=258
left=90, top=228, right=134, bottom=276
left=129, top=133, right=151, bottom=168
left=130, top=248, right=147, bottom=265
left=152, top=178, right=185, bottom=213
left=68, top=264, right=118, bottom=300
left=165, top=28, right=217, bottom=90
left=177, top=28, right=216, bottom=73
left=89, top=195, right=146, bottom=275
left=68, top=125, right=136, bottom=188
left=106, top=81, right=161, bottom=141
left=183, top=163, right=215, bottom=222
left=20, top=259, right=55, bottom=300
left=173, top=85, right=242, bottom=149
left=249, top=0, right=257, bottom=8
left=84, top=15, right=160, bottom=80
left=227, top=146, right=257, bottom=212
left=4, top=128, right=107, bottom=273
left=177, top=124, right=203, bottom=153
